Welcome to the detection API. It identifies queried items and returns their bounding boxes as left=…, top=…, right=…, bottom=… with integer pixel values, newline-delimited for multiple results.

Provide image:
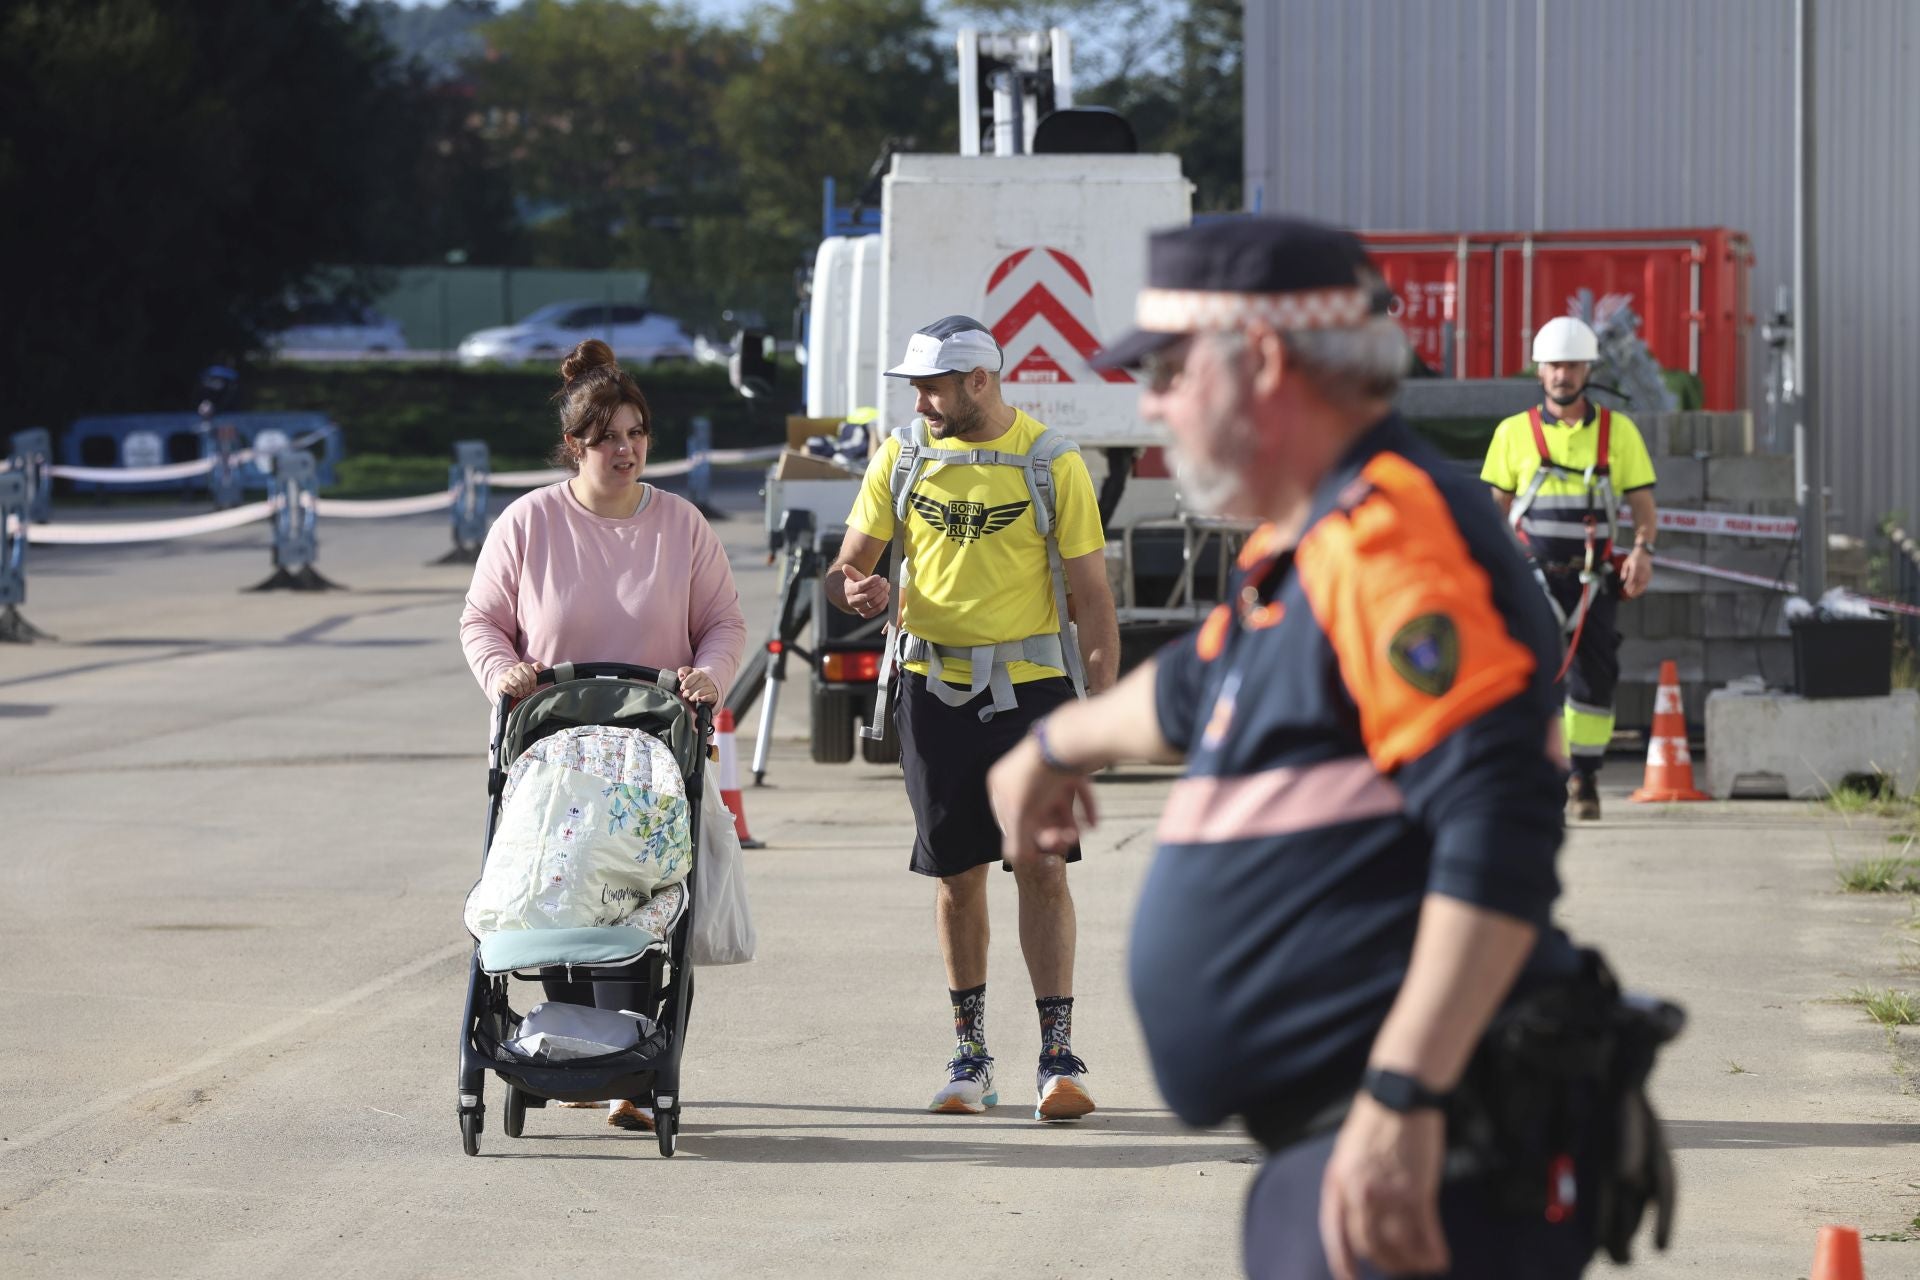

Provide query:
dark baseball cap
left=1092, top=217, right=1387, bottom=370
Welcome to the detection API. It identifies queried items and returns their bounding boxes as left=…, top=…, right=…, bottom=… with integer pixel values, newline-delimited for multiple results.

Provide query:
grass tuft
left=1835, top=855, right=1920, bottom=894
left=1842, top=987, right=1920, bottom=1027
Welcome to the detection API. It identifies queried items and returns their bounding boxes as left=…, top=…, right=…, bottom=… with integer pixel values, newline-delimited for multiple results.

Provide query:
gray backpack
left=877, top=418, right=1089, bottom=722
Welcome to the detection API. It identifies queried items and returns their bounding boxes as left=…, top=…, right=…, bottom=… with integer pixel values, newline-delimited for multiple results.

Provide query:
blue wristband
left=1031, top=718, right=1091, bottom=776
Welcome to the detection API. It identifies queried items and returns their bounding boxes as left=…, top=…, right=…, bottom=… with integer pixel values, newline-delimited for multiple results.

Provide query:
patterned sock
left=950, top=983, right=987, bottom=1056
left=1037, top=995, right=1074, bottom=1058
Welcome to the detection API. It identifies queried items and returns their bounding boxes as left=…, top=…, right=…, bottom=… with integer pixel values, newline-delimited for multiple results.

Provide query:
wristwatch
left=1633, top=540, right=1656, bottom=555
left=1361, top=1067, right=1452, bottom=1113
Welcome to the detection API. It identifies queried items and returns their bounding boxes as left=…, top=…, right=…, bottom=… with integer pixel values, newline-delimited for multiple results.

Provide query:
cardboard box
left=772, top=449, right=858, bottom=481
left=785, top=415, right=845, bottom=451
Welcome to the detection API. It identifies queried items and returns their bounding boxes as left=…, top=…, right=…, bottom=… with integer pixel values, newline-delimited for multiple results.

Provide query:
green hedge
left=250, top=360, right=798, bottom=463
left=251, top=361, right=1702, bottom=482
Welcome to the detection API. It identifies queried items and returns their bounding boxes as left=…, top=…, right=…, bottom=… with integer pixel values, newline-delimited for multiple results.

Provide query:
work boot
left=1567, top=773, right=1601, bottom=821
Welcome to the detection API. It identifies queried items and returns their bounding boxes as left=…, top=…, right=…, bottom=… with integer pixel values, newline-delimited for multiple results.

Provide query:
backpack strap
left=1022, top=428, right=1088, bottom=699
left=866, top=422, right=930, bottom=742
left=888, top=420, right=933, bottom=523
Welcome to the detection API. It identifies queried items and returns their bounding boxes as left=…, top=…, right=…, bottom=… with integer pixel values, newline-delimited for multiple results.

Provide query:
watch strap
left=1362, top=1066, right=1451, bottom=1113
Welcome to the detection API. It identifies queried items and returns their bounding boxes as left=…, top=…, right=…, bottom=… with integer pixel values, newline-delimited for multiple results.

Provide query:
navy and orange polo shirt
left=1131, top=412, right=1576, bottom=1132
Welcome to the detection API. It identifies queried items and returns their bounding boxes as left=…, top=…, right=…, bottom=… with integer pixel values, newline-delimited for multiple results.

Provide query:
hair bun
left=560, top=338, right=619, bottom=385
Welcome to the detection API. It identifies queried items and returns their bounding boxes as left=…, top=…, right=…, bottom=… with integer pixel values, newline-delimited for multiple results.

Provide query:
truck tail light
left=822, top=651, right=880, bottom=682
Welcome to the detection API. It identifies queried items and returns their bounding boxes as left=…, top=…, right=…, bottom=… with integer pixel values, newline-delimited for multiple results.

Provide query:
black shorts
left=894, top=671, right=1081, bottom=878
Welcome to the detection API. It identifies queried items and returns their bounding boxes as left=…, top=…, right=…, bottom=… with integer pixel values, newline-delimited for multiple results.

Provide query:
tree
left=0, top=0, right=485, bottom=431
left=720, top=0, right=954, bottom=250
left=463, top=1, right=746, bottom=267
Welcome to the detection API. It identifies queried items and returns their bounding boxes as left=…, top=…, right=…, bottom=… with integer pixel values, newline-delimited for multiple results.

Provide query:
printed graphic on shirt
left=846, top=409, right=1104, bottom=686
left=1387, top=613, right=1460, bottom=697
left=908, top=493, right=1032, bottom=545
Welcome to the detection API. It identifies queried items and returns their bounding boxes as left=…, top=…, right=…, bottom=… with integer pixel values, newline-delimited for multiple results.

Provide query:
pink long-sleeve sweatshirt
left=459, top=482, right=747, bottom=700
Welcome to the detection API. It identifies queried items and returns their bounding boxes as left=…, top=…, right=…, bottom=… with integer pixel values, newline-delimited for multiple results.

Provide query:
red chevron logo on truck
left=985, top=248, right=1134, bottom=385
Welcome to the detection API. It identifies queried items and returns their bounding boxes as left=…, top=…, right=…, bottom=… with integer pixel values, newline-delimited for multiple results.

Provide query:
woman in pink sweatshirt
left=459, top=339, right=746, bottom=1132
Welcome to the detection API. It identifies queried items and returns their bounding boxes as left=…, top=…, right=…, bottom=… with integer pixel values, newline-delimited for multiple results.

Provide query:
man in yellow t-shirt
left=1482, top=316, right=1659, bottom=821
left=828, top=314, right=1118, bottom=1123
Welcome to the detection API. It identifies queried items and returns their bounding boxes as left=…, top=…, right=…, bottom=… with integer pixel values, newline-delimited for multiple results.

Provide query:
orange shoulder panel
left=1236, top=521, right=1285, bottom=569
left=1196, top=603, right=1231, bottom=661
left=1296, top=453, right=1537, bottom=772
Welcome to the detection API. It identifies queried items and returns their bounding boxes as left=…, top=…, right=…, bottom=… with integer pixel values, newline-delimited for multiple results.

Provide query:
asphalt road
left=2, top=478, right=1915, bottom=1277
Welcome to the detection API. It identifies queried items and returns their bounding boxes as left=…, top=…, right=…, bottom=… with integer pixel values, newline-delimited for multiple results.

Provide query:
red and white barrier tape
left=1646, top=507, right=1799, bottom=541
left=1652, top=554, right=1920, bottom=619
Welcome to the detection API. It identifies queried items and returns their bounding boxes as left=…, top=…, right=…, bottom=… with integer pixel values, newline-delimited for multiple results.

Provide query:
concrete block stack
left=1611, top=411, right=1798, bottom=734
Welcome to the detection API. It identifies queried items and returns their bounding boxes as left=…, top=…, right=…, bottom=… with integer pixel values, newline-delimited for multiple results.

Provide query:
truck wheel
left=859, top=710, right=901, bottom=765
left=810, top=686, right=856, bottom=763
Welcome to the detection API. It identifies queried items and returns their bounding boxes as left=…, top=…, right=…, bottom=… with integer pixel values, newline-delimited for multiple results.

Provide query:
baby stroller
left=456, top=662, right=710, bottom=1158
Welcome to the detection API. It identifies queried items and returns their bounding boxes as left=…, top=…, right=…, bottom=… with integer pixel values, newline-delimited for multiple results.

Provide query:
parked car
left=456, top=301, right=696, bottom=368
left=266, top=301, right=410, bottom=356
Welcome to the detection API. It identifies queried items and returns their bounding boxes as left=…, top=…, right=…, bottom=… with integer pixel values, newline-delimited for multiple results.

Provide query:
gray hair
left=1202, top=315, right=1410, bottom=405
left=1279, top=316, right=1410, bottom=403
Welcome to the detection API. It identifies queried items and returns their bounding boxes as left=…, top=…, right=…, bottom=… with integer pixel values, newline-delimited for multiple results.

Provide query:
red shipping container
left=1360, top=229, right=1754, bottom=410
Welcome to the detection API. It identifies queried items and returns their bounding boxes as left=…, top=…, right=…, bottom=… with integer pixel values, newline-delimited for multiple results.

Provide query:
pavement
left=1, top=479, right=1916, bottom=1278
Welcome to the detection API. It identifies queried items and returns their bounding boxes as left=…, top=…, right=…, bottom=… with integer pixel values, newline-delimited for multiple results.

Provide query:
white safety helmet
left=1531, top=316, right=1599, bottom=364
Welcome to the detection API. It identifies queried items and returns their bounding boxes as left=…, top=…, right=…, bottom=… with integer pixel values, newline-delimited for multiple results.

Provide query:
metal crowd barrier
left=7, top=429, right=53, bottom=523
left=251, top=451, right=334, bottom=591
left=59, top=413, right=343, bottom=493
left=2, top=438, right=784, bottom=640
left=0, top=470, right=48, bottom=642
left=434, top=440, right=491, bottom=564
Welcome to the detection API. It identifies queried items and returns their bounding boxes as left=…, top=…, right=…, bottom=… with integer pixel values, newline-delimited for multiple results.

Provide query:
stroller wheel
left=655, top=1110, right=677, bottom=1158
left=503, top=1087, right=526, bottom=1139
left=460, top=1110, right=481, bottom=1157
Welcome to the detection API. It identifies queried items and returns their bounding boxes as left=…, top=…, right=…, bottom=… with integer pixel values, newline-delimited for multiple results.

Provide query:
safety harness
left=868, top=419, right=1088, bottom=727
left=1508, top=406, right=1617, bottom=679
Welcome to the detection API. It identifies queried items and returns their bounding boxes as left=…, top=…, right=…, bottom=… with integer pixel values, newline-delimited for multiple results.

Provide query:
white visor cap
left=884, top=315, right=1004, bottom=379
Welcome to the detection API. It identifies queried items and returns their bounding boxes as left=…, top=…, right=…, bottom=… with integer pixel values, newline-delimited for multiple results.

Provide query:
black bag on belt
left=1445, top=948, right=1683, bottom=1263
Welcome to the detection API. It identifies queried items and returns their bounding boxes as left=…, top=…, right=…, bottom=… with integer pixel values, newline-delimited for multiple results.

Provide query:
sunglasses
left=1141, top=337, right=1195, bottom=394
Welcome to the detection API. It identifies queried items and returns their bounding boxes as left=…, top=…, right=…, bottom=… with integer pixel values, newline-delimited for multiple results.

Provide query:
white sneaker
left=1035, top=1050, right=1095, bottom=1122
left=928, top=1046, right=997, bottom=1113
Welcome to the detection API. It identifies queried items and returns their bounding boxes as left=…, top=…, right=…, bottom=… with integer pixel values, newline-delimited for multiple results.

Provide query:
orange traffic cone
left=713, top=708, right=764, bottom=848
left=1811, top=1225, right=1864, bottom=1280
left=1630, top=660, right=1711, bottom=803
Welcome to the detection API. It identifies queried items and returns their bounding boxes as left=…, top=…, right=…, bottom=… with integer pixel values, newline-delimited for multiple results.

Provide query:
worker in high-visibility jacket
left=1482, top=317, right=1658, bottom=820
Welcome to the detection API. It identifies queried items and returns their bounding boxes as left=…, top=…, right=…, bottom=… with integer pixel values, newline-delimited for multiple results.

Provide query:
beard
left=1171, top=443, right=1251, bottom=516
left=925, top=385, right=985, bottom=439
left=1546, top=380, right=1587, bottom=406
left=1169, top=379, right=1257, bottom=517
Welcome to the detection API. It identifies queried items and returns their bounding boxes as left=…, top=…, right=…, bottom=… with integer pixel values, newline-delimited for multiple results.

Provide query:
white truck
left=745, top=32, right=1250, bottom=772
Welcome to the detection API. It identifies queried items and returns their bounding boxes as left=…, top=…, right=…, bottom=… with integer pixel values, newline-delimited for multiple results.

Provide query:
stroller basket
left=457, top=662, right=711, bottom=1157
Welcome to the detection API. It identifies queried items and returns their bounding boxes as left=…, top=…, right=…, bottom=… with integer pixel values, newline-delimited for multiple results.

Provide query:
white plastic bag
left=506, top=1001, right=654, bottom=1061
left=689, top=775, right=757, bottom=965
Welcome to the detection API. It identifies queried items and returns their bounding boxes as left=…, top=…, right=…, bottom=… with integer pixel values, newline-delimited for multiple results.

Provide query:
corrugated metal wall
left=1245, top=0, right=1920, bottom=537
